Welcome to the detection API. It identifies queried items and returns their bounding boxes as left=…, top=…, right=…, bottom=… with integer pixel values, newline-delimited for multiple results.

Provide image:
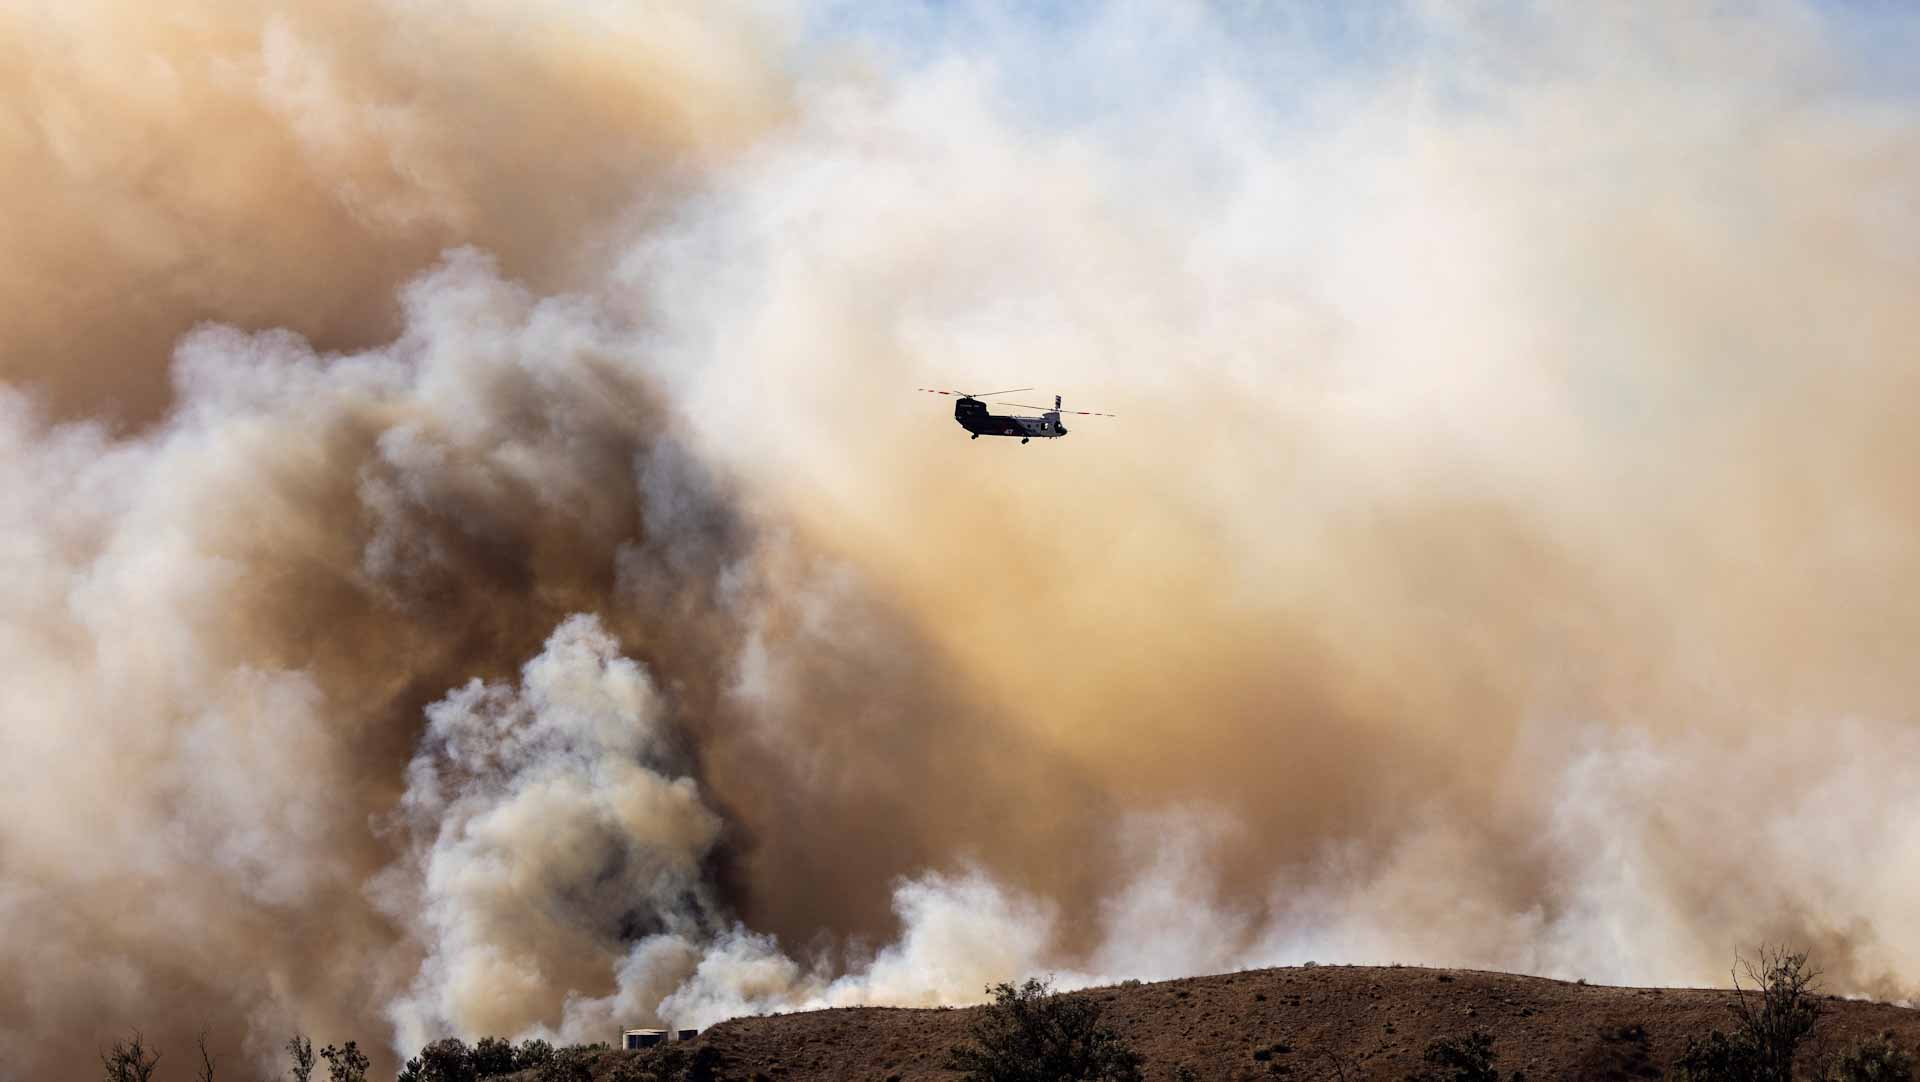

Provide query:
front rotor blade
left=1000, top=399, right=1116, bottom=416
left=970, top=387, right=1034, bottom=399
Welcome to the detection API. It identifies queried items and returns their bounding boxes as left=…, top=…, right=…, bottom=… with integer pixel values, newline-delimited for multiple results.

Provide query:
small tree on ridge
left=1673, top=947, right=1823, bottom=1082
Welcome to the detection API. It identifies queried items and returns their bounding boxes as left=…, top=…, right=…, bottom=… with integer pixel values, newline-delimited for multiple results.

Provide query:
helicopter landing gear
left=1021, top=437, right=1029, bottom=444
left=971, top=433, right=979, bottom=439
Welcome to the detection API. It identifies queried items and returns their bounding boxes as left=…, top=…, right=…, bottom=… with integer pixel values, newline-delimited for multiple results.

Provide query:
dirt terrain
left=572, top=964, right=1920, bottom=1081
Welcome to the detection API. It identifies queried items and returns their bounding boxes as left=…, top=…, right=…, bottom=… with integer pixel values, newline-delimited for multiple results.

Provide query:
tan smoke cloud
left=0, top=0, right=787, bottom=426
left=633, top=0, right=1920, bottom=1000
left=0, top=250, right=729, bottom=1076
left=6, top=1, right=1920, bottom=1078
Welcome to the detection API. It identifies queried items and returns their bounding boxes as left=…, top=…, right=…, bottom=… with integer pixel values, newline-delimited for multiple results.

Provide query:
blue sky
left=801, top=1, right=1920, bottom=115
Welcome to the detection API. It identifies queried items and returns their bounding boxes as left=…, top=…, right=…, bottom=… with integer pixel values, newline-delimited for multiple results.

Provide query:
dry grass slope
left=537, top=965, right=1920, bottom=1082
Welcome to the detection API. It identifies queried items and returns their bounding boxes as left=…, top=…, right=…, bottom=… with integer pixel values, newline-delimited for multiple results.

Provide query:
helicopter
left=917, top=386, right=1114, bottom=443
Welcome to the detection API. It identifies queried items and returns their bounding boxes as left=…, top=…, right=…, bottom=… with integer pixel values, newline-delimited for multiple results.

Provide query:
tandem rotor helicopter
left=917, top=386, right=1115, bottom=443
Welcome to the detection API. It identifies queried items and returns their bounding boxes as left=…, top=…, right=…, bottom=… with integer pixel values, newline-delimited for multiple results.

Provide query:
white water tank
left=621, top=1028, right=666, bottom=1050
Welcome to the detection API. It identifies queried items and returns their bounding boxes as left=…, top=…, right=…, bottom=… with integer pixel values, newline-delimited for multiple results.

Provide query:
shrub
left=1604, top=1023, right=1651, bottom=1046
left=1253, top=1042, right=1291, bottom=1062
left=599, top=1043, right=722, bottom=1082
left=1675, top=1031, right=1754, bottom=1082
left=1672, top=947, right=1823, bottom=1082
left=398, top=1038, right=474, bottom=1082
left=536, top=1046, right=598, bottom=1082
left=1818, top=1035, right=1916, bottom=1082
left=1407, top=1030, right=1499, bottom=1082
left=608, top=1044, right=689, bottom=1082
left=471, top=1037, right=518, bottom=1078
left=946, top=976, right=1145, bottom=1082
left=1585, top=1020, right=1656, bottom=1081
left=514, top=1039, right=556, bottom=1072
left=685, top=1045, right=723, bottom=1082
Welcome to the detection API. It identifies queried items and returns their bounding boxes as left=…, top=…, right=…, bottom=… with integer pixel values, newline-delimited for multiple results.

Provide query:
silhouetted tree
left=1673, top=947, right=1823, bottom=1082
left=471, top=1037, right=518, bottom=1078
left=286, top=1036, right=316, bottom=1082
left=195, top=1031, right=215, bottom=1082
left=513, top=1039, right=556, bottom=1072
left=319, top=1041, right=369, bottom=1082
left=396, top=1035, right=567, bottom=1082
left=100, top=1031, right=160, bottom=1082
left=945, top=977, right=1144, bottom=1082
left=397, top=1038, right=473, bottom=1082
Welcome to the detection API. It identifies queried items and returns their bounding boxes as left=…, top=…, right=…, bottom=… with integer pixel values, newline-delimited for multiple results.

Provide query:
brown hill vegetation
left=549, top=965, right=1920, bottom=1082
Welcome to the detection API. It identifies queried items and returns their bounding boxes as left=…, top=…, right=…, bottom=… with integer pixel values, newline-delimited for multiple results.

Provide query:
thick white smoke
left=376, top=601, right=1095, bottom=1043
left=380, top=613, right=725, bottom=1049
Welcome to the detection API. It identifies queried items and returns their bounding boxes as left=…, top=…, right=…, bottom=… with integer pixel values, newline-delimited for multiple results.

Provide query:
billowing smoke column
left=7, top=1, right=1920, bottom=1077
left=383, top=612, right=725, bottom=1048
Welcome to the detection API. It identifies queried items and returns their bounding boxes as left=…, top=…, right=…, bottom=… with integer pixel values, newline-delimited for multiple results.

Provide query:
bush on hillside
left=607, top=1044, right=687, bottom=1082
left=399, top=1036, right=568, bottom=1082
left=1818, top=1034, right=1916, bottom=1082
left=946, top=977, right=1145, bottom=1082
left=398, top=1038, right=475, bottom=1082
left=520, top=1041, right=718, bottom=1082
left=536, top=1045, right=598, bottom=1082
left=470, top=1036, right=520, bottom=1077
left=1406, top=1030, right=1500, bottom=1082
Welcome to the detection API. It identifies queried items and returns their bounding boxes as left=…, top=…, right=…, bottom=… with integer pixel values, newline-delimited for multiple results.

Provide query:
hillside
left=565, top=964, right=1920, bottom=1081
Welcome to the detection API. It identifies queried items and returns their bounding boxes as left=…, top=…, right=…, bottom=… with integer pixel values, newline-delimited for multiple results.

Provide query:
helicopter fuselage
left=954, top=397, right=1067, bottom=441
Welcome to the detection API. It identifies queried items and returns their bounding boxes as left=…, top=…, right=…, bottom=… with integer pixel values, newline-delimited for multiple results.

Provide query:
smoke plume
left=5, top=1, right=1920, bottom=1077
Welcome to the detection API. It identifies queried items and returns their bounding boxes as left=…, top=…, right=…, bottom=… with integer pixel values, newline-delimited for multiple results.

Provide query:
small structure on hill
left=621, top=1026, right=699, bottom=1050
left=621, top=1028, right=665, bottom=1050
